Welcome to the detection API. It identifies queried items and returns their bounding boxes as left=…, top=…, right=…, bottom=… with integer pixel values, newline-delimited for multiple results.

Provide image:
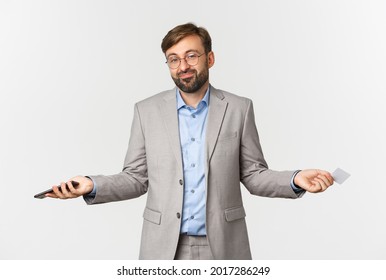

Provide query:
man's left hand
left=294, top=169, right=334, bottom=193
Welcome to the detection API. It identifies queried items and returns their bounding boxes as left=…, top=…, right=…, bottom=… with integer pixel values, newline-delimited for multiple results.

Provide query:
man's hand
left=294, top=169, right=334, bottom=193
left=46, top=176, right=94, bottom=199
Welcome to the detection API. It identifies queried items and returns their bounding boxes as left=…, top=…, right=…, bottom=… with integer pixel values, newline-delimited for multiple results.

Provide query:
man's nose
left=178, top=58, right=190, bottom=72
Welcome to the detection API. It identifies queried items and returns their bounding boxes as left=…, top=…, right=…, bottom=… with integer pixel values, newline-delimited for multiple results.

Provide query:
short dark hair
left=161, top=23, right=212, bottom=54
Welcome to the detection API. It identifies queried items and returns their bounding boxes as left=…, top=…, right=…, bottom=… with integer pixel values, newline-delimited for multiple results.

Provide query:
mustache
left=177, top=69, right=196, bottom=77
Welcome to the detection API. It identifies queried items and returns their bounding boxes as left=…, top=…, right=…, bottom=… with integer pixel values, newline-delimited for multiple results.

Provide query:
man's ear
left=208, top=51, right=215, bottom=68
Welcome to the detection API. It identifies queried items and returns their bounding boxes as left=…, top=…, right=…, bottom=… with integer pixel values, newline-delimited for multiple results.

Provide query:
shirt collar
left=176, top=86, right=210, bottom=110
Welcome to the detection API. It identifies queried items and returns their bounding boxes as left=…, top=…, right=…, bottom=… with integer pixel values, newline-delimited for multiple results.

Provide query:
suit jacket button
left=176, top=212, right=181, bottom=219
left=179, top=179, right=183, bottom=185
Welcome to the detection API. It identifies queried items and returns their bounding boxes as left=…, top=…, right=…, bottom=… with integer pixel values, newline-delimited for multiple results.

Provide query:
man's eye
left=169, top=58, right=178, bottom=63
left=186, top=54, right=197, bottom=60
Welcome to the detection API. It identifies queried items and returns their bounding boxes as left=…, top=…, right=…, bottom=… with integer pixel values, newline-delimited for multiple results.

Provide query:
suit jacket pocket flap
left=143, top=207, right=161, bottom=225
left=225, top=206, right=246, bottom=222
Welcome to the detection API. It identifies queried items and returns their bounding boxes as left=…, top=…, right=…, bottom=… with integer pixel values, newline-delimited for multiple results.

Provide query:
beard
left=172, top=67, right=209, bottom=94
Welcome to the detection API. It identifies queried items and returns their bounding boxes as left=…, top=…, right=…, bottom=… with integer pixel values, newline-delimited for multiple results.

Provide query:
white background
left=1, top=0, right=385, bottom=260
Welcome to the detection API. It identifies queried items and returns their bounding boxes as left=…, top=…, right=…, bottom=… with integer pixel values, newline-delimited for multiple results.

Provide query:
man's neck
left=179, top=82, right=209, bottom=108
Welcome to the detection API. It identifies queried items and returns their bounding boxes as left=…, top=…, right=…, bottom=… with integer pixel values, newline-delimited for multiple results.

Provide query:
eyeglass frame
left=165, top=52, right=206, bottom=69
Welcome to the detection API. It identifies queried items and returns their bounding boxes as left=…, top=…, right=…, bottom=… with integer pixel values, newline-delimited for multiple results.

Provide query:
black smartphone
left=34, top=181, right=79, bottom=199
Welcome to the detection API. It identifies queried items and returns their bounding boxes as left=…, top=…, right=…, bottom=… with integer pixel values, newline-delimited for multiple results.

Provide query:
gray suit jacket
left=85, top=85, right=301, bottom=259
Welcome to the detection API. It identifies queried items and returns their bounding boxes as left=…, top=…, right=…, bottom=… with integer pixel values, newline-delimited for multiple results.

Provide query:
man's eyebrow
left=166, top=49, right=201, bottom=58
left=166, top=52, right=177, bottom=58
left=184, top=49, right=200, bottom=54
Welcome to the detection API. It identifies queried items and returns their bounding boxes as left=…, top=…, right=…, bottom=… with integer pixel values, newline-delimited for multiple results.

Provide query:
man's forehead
left=165, top=35, right=204, bottom=56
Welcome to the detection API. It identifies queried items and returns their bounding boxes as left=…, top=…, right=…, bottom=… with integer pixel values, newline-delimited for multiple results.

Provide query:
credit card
left=332, top=168, right=351, bottom=184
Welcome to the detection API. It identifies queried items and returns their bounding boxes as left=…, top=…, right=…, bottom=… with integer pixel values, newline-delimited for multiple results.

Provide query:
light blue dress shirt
left=177, top=88, right=209, bottom=236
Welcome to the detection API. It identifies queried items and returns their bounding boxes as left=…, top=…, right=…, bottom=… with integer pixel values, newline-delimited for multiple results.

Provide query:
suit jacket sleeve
left=84, top=103, right=148, bottom=205
left=240, top=99, right=300, bottom=198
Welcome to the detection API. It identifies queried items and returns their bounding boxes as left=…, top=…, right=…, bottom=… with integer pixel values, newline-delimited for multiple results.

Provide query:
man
left=47, top=23, right=334, bottom=259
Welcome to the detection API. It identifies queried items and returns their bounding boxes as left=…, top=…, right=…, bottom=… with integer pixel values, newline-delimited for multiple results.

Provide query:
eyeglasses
left=166, top=53, right=205, bottom=69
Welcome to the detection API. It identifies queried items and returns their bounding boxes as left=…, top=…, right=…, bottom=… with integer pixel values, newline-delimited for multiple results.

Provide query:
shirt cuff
left=84, top=176, right=97, bottom=198
left=290, top=170, right=304, bottom=194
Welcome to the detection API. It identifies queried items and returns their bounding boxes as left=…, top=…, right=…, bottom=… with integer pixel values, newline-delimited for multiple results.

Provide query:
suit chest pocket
left=218, top=131, right=238, bottom=142
left=214, top=131, right=239, bottom=157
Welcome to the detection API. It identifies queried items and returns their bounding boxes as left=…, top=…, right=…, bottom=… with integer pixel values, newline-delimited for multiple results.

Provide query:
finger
left=310, top=179, right=322, bottom=193
left=317, top=175, right=333, bottom=188
left=67, top=181, right=79, bottom=197
left=317, top=170, right=334, bottom=185
left=313, top=177, right=328, bottom=192
left=52, top=185, right=65, bottom=199
left=45, top=188, right=59, bottom=198
left=60, top=182, right=70, bottom=198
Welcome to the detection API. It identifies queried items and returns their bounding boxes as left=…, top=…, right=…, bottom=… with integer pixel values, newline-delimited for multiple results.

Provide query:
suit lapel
left=206, top=86, right=228, bottom=164
left=158, top=86, right=228, bottom=174
left=159, top=88, right=183, bottom=173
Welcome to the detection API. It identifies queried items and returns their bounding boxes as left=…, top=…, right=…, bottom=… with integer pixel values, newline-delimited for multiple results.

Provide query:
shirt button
left=192, top=115, right=196, bottom=118
left=179, top=179, right=183, bottom=185
left=191, top=163, right=195, bottom=167
left=191, top=189, right=195, bottom=193
left=191, top=138, right=195, bottom=142
left=190, top=216, right=194, bottom=220
left=176, top=213, right=181, bottom=219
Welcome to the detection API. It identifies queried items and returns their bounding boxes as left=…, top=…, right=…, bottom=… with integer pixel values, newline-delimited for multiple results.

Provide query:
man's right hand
left=46, top=176, right=94, bottom=199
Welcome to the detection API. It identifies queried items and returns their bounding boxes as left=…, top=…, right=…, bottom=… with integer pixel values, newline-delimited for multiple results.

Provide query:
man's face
left=165, top=35, right=214, bottom=94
